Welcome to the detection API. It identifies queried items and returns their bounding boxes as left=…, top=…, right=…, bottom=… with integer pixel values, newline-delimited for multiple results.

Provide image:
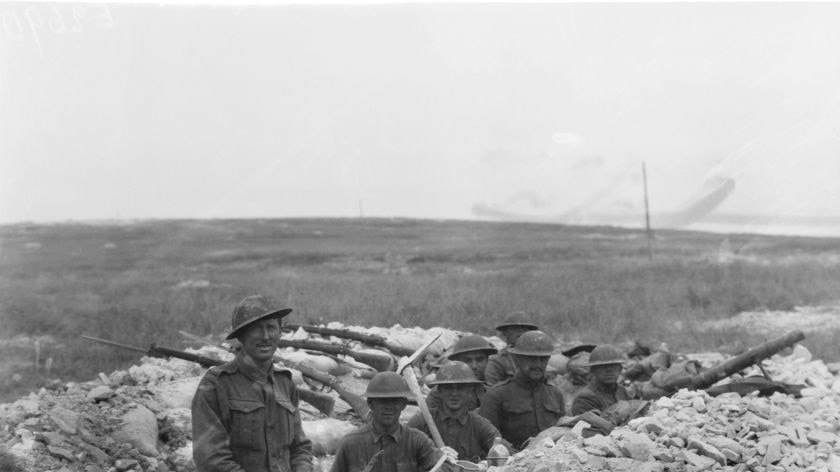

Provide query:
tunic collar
left=371, top=422, right=404, bottom=444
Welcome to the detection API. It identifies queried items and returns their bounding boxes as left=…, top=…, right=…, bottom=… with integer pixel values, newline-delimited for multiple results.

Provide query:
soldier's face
left=238, top=318, right=280, bottom=364
left=368, top=397, right=407, bottom=430
left=513, top=355, right=550, bottom=382
left=438, top=383, right=473, bottom=412
left=501, top=327, right=531, bottom=346
left=591, top=363, right=622, bottom=386
left=451, top=352, right=488, bottom=381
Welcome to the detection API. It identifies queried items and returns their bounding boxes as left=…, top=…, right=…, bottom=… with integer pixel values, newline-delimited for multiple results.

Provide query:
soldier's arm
left=411, top=429, right=457, bottom=472
left=570, top=391, right=601, bottom=416
left=190, top=374, right=246, bottom=472
left=474, top=415, right=502, bottom=460
left=288, top=384, right=314, bottom=472
left=328, top=441, right=348, bottom=472
left=477, top=388, right=501, bottom=429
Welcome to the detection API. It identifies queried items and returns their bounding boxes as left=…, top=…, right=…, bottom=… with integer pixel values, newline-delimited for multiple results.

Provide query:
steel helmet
left=495, top=311, right=539, bottom=332
left=362, top=372, right=414, bottom=399
left=586, top=344, right=625, bottom=367
left=449, top=335, right=498, bottom=359
left=226, top=295, right=292, bottom=340
left=428, top=361, right=483, bottom=385
left=561, top=344, right=596, bottom=358
left=508, top=330, right=555, bottom=356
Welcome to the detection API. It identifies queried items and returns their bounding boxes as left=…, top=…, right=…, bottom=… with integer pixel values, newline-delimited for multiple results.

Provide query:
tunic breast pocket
left=504, top=401, right=534, bottom=416
left=228, top=399, right=265, bottom=450
left=396, top=461, right=420, bottom=472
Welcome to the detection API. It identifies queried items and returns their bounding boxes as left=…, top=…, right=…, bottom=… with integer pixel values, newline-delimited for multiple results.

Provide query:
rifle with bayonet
left=179, top=331, right=371, bottom=418
left=283, top=324, right=415, bottom=357
left=277, top=338, right=395, bottom=372
left=80, top=334, right=337, bottom=416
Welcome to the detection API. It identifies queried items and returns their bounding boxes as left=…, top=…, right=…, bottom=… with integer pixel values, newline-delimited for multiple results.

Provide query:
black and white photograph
left=1, top=1, right=840, bottom=471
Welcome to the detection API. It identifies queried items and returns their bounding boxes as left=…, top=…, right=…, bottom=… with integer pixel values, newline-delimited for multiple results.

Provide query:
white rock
left=112, top=404, right=159, bottom=456
left=302, top=418, right=357, bottom=455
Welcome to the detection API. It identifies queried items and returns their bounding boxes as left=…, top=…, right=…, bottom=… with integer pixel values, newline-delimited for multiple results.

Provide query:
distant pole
left=642, top=162, right=653, bottom=261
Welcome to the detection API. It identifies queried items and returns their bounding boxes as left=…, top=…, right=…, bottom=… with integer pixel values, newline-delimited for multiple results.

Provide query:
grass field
left=1, top=218, right=839, bottom=402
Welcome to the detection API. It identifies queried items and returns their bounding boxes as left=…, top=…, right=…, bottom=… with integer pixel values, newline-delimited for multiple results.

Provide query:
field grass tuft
left=1, top=218, right=839, bottom=401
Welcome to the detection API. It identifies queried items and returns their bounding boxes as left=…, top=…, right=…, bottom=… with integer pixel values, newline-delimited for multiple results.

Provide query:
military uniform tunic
left=478, top=372, right=565, bottom=450
left=329, top=423, right=455, bottom=472
left=571, top=381, right=633, bottom=416
left=191, top=355, right=313, bottom=472
left=406, top=407, right=499, bottom=463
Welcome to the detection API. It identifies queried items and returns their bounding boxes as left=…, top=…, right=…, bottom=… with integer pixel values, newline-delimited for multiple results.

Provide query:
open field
left=2, top=217, right=840, bottom=402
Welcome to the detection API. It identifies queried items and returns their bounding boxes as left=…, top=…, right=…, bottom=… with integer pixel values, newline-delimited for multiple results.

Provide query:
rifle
left=277, top=338, right=395, bottom=372
left=284, top=324, right=415, bottom=357
left=179, top=331, right=371, bottom=418
left=80, top=334, right=336, bottom=416
left=690, top=330, right=806, bottom=390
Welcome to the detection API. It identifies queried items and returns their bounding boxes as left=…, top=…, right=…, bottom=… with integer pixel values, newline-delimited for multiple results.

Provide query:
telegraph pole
left=642, top=162, right=653, bottom=261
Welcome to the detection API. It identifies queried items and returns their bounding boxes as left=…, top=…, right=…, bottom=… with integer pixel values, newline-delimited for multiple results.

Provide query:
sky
left=1, top=2, right=839, bottom=236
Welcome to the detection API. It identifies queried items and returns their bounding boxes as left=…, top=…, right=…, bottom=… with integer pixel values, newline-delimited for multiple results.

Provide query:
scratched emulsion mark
left=0, top=3, right=115, bottom=58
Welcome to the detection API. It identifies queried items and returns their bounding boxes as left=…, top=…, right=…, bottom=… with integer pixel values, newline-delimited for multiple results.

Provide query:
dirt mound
left=2, top=325, right=838, bottom=472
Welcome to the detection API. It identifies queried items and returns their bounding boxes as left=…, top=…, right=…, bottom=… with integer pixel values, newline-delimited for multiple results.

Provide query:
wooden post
left=642, top=162, right=653, bottom=261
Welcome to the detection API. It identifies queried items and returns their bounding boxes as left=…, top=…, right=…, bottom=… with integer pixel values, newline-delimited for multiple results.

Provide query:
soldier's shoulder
left=272, top=365, right=293, bottom=379
left=196, top=362, right=236, bottom=391
left=403, top=424, right=436, bottom=444
left=342, top=424, right=372, bottom=442
left=201, top=361, right=237, bottom=380
left=484, top=379, right=512, bottom=395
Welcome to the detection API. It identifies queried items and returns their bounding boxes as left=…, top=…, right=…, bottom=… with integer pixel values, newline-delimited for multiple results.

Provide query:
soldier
left=331, top=372, right=457, bottom=472
left=408, top=361, right=502, bottom=463
left=427, top=334, right=497, bottom=411
left=478, top=331, right=565, bottom=451
left=191, top=295, right=313, bottom=472
left=484, top=312, right=539, bottom=386
left=571, top=344, right=634, bottom=416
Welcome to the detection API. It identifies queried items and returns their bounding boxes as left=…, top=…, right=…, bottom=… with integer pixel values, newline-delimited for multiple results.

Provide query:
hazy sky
left=2, top=2, right=839, bottom=235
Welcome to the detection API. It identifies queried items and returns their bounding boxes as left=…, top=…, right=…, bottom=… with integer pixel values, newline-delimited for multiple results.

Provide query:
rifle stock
left=83, top=335, right=335, bottom=416
left=284, top=324, right=415, bottom=357
left=691, top=330, right=806, bottom=390
left=277, top=339, right=395, bottom=372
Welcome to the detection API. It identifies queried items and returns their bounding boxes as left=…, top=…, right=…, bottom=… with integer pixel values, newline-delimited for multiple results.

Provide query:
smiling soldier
left=330, top=372, right=457, bottom=472
left=408, top=361, right=502, bottom=463
left=191, top=295, right=313, bottom=472
left=427, top=334, right=498, bottom=411
left=478, top=330, right=565, bottom=451
left=571, top=344, right=633, bottom=416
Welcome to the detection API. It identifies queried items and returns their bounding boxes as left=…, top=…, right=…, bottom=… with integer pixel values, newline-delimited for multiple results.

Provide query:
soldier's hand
left=440, top=446, right=458, bottom=463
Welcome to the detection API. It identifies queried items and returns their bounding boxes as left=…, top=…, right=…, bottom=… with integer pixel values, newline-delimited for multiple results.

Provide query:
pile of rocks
left=2, top=325, right=838, bottom=472
left=502, top=346, right=840, bottom=472
left=0, top=325, right=455, bottom=472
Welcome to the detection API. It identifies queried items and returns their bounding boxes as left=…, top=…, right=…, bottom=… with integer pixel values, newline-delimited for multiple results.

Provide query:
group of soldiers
left=191, top=295, right=632, bottom=472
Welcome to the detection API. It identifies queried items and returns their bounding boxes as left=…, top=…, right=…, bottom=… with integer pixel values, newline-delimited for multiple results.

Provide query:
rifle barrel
left=690, top=330, right=805, bottom=390
left=81, top=335, right=148, bottom=354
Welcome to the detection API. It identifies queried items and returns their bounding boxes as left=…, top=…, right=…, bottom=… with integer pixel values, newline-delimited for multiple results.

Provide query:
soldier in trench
left=478, top=330, right=565, bottom=451
left=484, top=312, right=539, bottom=386
left=191, top=295, right=314, bottom=472
left=408, top=361, right=503, bottom=463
